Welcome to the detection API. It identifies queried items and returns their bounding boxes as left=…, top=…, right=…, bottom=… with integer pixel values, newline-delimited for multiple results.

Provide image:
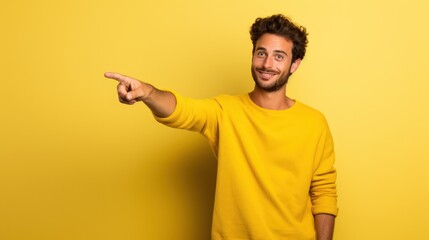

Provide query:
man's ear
left=290, top=58, right=302, bottom=74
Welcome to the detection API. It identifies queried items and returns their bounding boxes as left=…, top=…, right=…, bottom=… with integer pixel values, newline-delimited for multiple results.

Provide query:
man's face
left=251, top=33, right=301, bottom=92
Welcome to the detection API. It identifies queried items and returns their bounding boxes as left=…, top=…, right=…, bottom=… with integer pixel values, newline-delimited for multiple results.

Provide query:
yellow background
left=1, top=0, right=428, bottom=239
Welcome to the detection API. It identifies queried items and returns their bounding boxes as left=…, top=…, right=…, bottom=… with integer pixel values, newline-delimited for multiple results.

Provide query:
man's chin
left=252, top=73, right=288, bottom=92
left=255, top=81, right=285, bottom=92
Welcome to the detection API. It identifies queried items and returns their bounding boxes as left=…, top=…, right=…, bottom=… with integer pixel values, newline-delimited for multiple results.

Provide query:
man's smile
left=256, top=69, right=279, bottom=80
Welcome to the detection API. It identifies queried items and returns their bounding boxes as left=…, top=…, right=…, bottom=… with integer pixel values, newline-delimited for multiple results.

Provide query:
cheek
left=277, top=62, right=291, bottom=72
left=252, top=58, right=263, bottom=68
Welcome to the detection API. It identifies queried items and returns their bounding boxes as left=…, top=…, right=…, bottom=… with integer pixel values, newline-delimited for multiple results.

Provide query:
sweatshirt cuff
left=153, top=90, right=182, bottom=125
left=312, top=205, right=339, bottom=217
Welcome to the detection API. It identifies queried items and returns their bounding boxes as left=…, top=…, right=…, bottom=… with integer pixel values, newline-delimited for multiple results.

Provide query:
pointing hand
left=104, top=72, right=151, bottom=105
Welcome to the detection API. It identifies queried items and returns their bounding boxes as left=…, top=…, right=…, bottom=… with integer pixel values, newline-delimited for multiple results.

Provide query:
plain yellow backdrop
left=1, top=0, right=428, bottom=239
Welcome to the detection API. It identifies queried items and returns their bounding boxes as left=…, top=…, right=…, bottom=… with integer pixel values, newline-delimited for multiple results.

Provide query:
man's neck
left=249, top=86, right=295, bottom=110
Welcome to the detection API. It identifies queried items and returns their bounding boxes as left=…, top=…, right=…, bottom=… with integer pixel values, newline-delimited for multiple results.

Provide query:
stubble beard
left=251, top=67, right=292, bottom=92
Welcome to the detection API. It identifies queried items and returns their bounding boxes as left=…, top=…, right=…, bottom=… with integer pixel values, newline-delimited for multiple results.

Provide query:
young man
left=105, top=14, right=338, bottom=240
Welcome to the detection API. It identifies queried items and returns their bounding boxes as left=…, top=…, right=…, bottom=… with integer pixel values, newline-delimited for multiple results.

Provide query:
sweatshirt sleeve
left=153, top=91, right=221, bottom=148
left=310, top=118, right=339, bottom=216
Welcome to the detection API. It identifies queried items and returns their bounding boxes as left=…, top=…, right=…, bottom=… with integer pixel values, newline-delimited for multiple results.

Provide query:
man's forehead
left=256, top=34, right=293, bottom=52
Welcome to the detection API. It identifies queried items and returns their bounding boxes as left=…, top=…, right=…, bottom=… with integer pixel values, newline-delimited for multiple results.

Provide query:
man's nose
left=263, top=56, right=274, bottom=69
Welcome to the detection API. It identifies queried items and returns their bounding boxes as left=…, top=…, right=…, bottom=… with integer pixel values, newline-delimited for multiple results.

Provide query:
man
left=105, top=14, right=338, bottom=240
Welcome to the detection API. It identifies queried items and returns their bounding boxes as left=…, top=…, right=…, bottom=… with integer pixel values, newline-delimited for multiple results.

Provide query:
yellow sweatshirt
left=155, top=92, right=338, bottom=240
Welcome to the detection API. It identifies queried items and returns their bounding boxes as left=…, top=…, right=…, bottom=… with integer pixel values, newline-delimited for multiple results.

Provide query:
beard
left=251, top=66, right=292, bottom=92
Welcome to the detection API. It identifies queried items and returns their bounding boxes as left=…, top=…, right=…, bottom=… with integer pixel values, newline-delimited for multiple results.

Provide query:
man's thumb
left=126, top=89, right=143, bottom=101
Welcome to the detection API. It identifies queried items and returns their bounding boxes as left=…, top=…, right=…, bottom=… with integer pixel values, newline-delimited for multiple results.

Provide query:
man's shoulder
left=296, top=100, right=323, bottom=114
left=295, top=101, right=328, bottom=124
left=213, top=94, right=248, bottom=105
left=214, top=94, right=246, bottom=100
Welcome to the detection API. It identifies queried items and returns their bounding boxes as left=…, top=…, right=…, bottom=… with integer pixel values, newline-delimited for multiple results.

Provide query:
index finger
left=104, top=72, right=129, bottom=83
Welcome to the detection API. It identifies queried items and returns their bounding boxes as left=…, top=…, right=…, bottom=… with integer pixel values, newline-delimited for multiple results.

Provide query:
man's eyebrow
left=255, top=47, right=267, bottom=52
left=255, top=47, right=288, bottom=56
left=274, top=50, right=288, bottom=56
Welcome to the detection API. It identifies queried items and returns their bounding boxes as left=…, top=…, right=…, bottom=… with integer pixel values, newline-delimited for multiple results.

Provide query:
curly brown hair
left=250, top=14, right=308, bottom=62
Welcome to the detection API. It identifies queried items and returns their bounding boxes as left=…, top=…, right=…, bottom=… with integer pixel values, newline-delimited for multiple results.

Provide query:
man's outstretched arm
left=104, top=72, right=176, bottom=118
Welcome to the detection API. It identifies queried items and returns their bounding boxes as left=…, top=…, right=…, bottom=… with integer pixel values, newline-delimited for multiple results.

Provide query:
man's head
left=250, top=15, right=308, bottom=92
left=250, top=14, right=308, bottom=62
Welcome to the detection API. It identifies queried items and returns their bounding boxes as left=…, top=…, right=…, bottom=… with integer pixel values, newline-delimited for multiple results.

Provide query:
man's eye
left=275, top=54, right=284, bottom=60
left=257, top=51, right=266, bottom=57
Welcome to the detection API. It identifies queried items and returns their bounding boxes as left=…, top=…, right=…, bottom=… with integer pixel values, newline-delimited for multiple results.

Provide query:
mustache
left=255, top=67, right=280, bottom=74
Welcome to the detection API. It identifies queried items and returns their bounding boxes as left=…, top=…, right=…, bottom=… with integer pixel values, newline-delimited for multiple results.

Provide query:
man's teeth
left=261, top=72, right=275, bottom=78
